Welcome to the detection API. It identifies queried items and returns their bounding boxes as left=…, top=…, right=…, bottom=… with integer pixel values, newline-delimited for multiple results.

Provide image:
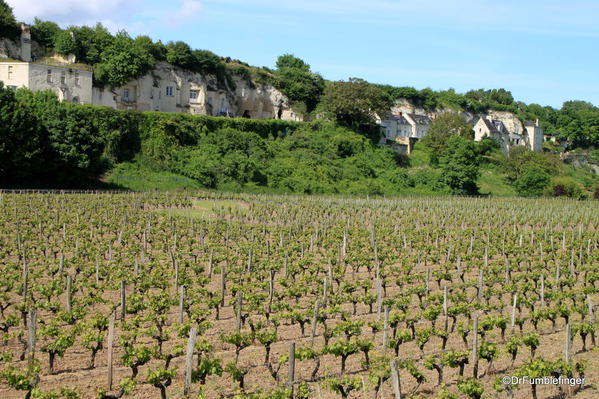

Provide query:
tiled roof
left=386, top=114, right=411, bottom=125
left=479, top=118, right=501, bottom=135
left=408, top=114, right=432, bottom=125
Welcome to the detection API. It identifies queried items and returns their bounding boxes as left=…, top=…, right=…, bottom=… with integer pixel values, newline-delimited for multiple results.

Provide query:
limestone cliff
left=92, top=62, right=302, bottom=121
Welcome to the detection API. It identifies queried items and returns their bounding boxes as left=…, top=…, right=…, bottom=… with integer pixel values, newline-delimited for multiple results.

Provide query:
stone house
left=0, top=60, right=93, bottom=104
left=474, top=116, right=543, bottom=153
left=0, top=25, right=93, bottom=104
left=404, top=113, right=432, bottom=138
left=380, top=112, right=433, bottom=140
left=524, top=120, right=544, bottom=152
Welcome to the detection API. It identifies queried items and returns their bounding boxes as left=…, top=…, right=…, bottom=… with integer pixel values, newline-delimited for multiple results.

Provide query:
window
left=75, top=72, right=80, bottom=86
left=7, top=85, right=17, bottom=90
left=72, top=97, right=79, bottom=104
left=47, top=69, right=52, bottom=83
left=123, top=88, right=130, bottom=101
left=60, top=71, right=66, bottom=84
left=189, top=90, right=198, bottom=102
left=7, top=66, right=13, bottom=80
left=166, top=86, right=174, bottom=96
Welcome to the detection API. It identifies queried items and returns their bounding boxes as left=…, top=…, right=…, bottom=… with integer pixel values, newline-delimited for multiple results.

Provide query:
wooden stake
left=179, top=285, right=185, bottom=324
left=477, top=270, right=483, bottom=300
left=120, top=280, right=126, bottom=320
left=383, top=306, right=390, bottom=353
left=27, top=309, right=36, bottom=367
left=288, top=342, right=295, bottom=398
left=236, top=291, right=243, bottom=333
left=565, top=322, right=572, bottom=363
left=588, top=295, right=595, bottom=323
left=66, top=275, right=72, bottom=313
left=184, top=326, right=198, bottom=397
left=390, top=359, right=402, bottom=399
left=510, top=294, right=517, bottom=334
left=107, top=314, right=115, bottom=390
left=539, top=275, right=545, bottom=308
left=472, top=313, right=479, bottom=378
left=220, top=264, right=226, bottom=306
left=376, top=278, right=383, bottom=319
left=310, top=300, right=321, bottom=347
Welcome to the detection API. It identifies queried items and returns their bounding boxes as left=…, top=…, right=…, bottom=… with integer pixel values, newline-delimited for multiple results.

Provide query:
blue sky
left=8, top=0, right=599, bottom=108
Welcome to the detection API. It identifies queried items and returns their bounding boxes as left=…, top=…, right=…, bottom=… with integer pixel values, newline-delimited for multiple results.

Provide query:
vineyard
left=0, top=192, right=598, bottom=399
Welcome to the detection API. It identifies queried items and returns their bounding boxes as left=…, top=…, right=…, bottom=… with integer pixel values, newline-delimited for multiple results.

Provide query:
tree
left=94, top=31, right=155, bottom=88
left=438, top=136, right=480, bottom=195
left=274, top=54, right=324, bottom=112
left=166, top=41, right=194, bottom=70
left=514, top=166, right=550, bottom=197
left=276, top=54, right=310, bottom=71
left=420, top=112, right=474, bottom=165
left=0, top=84, right=47, bottom=186
left=319, top=78, right=393, bottom=133
left=0, top=0, right=19, bottom=40
left=54, top=30, right=78, bottom=55
left=30, top=18, right=61, bottom=50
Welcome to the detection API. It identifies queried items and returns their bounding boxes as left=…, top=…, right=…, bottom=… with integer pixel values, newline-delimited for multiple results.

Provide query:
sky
left=7, top=0, right=599, bottom=108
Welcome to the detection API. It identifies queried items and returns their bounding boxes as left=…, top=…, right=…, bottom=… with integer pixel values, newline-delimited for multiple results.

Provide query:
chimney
left=535, top=118, right=539, bottom=127
left=20, top=24, right=32, bottom=62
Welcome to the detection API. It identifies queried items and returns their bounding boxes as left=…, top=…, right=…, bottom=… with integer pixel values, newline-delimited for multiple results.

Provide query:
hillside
left=0, top=14, right=598, bottom=149
left=0, top=4, right=598, bottom=198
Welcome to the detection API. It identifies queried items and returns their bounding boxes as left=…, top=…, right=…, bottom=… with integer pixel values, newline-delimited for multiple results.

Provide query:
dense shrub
left=545, top=177, right=587, bottom=199
left=514, top=167, right=550, bottom=197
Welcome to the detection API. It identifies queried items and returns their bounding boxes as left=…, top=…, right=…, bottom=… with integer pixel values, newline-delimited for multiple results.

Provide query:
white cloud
left=167, top=0, right=203, bottom=27
left=6, top=0, right=140, bottom=29
left=6, top=0, right=204, bottom=32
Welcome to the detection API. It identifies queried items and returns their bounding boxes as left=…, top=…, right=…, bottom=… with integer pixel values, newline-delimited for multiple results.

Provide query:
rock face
left=487, top=110, right=524, bottom=135
left=0, top=37, right=43, bottom=61
left=91, top=62, right=304, bottom=121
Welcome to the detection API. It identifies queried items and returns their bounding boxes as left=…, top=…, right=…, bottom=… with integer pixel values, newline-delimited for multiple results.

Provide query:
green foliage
left=94, top=31, right=155, bottom=88
left=545, top=176, right=587, bottom=199
left=438, top=136, right=480, bottom=195
left=420, top=112, right=474, bottom=165
left=319, top=78, right=393, bottom=133
left=0, top=0, right=19, bottom=40
left=273, top=54, right=324, bottom=112
left=514, top=166, right=550, bottom=197
left=327, top=376, right=362, bottom=399
left=457, top=377, right=484, bottom=399
left=30, top=18, right=61, bottom=50
left=0, top=83, right=46, bottom=186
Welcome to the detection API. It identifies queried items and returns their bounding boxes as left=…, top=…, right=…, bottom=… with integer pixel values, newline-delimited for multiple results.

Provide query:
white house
left=0, top=60, right=93, bottom=104
left=474, top=116, right=543, bottom=153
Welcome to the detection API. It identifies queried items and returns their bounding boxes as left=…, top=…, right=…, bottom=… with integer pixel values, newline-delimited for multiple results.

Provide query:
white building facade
left=0, top=61, right=93, bottom=104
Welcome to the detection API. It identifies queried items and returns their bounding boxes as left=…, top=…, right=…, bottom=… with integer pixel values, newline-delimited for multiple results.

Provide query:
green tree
left=319, top=78, right=393, bottom=133
left=420, top=113, right=474, bottom=165
left=0, top=0, right=19, bottom=39
left=94, top=31, right=155, bottom=88
left=54, top=30, right=77, bottom=55
left=0, top=83, right=47, bottom=186
left=166, top=41, right=194, bottom=70
left=514, top=166, right=550, bottom=197
left=274, top=54, right=324, bottom=112
left=30, top=18, right=62, bottom=50
left=438, top=136, right=480, bottom=195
